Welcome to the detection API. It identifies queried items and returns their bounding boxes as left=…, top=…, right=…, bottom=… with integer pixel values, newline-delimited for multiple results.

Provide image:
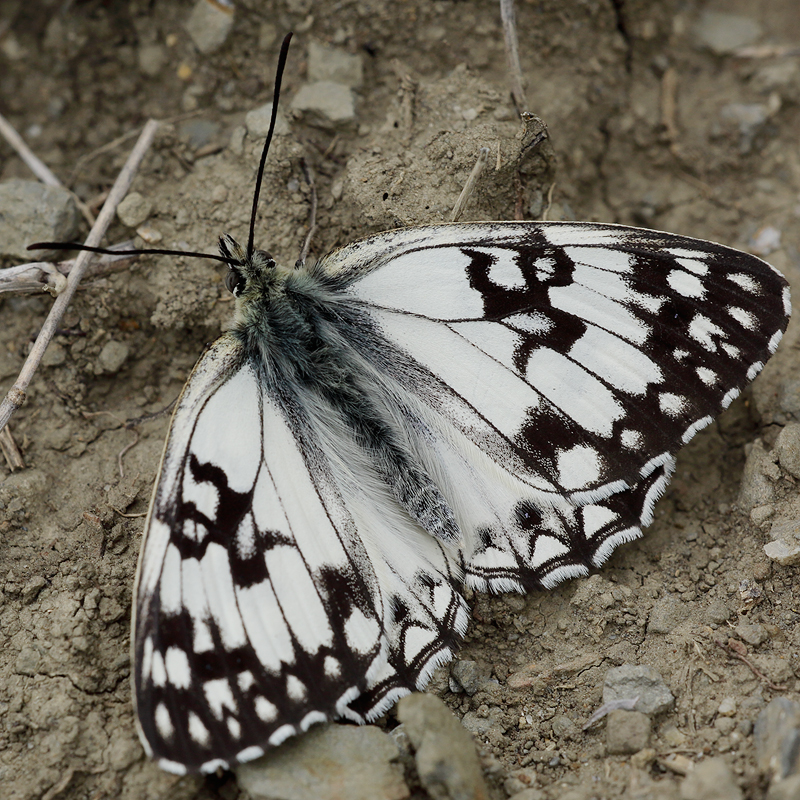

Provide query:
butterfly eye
left=225, top=268, right=246, bottom=296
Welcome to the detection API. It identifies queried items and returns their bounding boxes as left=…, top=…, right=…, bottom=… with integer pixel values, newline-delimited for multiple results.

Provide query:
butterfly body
left=133, top=221, right=790, bottom=774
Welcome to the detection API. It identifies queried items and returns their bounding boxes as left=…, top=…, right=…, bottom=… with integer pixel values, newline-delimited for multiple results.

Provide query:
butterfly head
left=219, top=233, right=276, bottom=298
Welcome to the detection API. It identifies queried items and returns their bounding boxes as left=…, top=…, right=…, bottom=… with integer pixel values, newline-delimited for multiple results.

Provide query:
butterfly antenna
left=247, top=32, right=294, bottom=261
left=27, top=241, right=234, bottom=265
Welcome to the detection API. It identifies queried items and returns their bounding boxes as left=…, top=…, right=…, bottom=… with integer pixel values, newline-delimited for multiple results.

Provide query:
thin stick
left=0, top=425, right=24, bottom=471
left=67, top=109, right=203, bottom=185
left=451, top=147, right=490, bottom=222
left=500, top=0, right=528, bottom=114
left=714, top=639, right=788, bottom=691
left=0, top=243, right=137, bottom=296
left=0, top=120, right=160, bottom=435
left=0, top=111, right=61, bottom=186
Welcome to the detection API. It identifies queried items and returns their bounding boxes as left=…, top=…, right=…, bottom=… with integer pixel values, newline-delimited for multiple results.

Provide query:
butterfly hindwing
left=133, top=334, right=468, bottom=774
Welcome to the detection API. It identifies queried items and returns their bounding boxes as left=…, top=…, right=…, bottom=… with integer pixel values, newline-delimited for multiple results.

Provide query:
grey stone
left=735, top=623, right=768, bottom=647
left=291, top=81, right=356, bottom=129
left=717, top=697, right=737, bottom=717
left=397, top=693, right=489, bottom=800
left=603, top=665, right=674, bottom=715
left=42, top=342, right=67, bottom=367
left=680, top=757, right=742, bottom=800
left=648, top=594, right=684, bottom=634
left=235, top=724, right=408, bottom=800
left=775, top=424, right=800, bottom=478
left=245, top=103, right=291, bottom=138
left=117, top=192, right=152, bottom=228
left=606, top=710, right=650, bottom=755
left=308, top=40, right=363, bottom=87
left=459, top=711, right=497, bottom=739
left=754, top=698, right=800, bottom=781
left=705, top=599, right=732, bottom=625
left=764, top=538, right=800, bottom=566
left=693, top=11, right=762, bottom=55
left=450, top=660, right=483, bottom=696
left=185, top=0, right=234, bottom=55
left=178, top=119, right=221, bottom=149
left=138, top=43, right=166, bottom=77
left=765, top=518, right=800, bottom=566
left=738, top=440, right=779, bottom=511
left=551, top=715, right=576, bottom=739
left=0, top=179, right=80, bottom=260
left=97, top=341, right=130, bottom=374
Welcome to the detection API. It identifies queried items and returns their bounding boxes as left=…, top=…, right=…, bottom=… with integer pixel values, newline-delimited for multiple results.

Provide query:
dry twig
left=500, top=0, right=528, bottom=114
left=0, top=243, right=137, bottom=297
left=451, top=147, right=490, bottom=222
left=0, top=425, right=24, bottom=471
left=0, top=120, right=160, bottom=436
left=715, top=638, right=789, bottom=691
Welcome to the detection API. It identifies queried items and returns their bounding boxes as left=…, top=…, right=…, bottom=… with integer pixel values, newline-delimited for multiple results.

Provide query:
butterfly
left=102, top=36, right=788, bottom=774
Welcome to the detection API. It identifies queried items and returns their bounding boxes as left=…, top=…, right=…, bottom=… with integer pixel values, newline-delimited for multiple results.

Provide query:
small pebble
left=245, top=103, right=291, bottom=138
left=680, top=756, right=743, bottom=800
left=308, top=40, right=363, bottom=87
left=718, top=697, right=737, bottom=717
left=136, top=225, right=162, bottom=244
left=774, top=423, right=800, bottom=478
left=648, top=594, right=684, bottom=634
left=693, top=11, right=762, bottom=55
left=705, top=599, right=732, bottom=625
left=117, top=192, right=152, bottom=228
left=603, top=664, right=674, bottom=715
left=138, top=43, right=166, bottom=77
left=735, top=623, right=768, bottom=647
left=397, top=693, right=489, bottom=800
left=185, top=0, right=234, bottom=55
left=97, top=341, right=130, bottom=374
left=450, top=660, right=483, bottom=695
left=291, top=82, right=356, bottom=129
left=764, top=518, right=800, bottom=566
left=606, top=710, right=650, bottom=755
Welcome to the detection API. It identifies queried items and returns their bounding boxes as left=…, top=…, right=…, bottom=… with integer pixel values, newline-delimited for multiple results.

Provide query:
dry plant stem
left=0, top=245, right=137, bottom=297
left=715, top=639, right=788, bottom=691
left=0, top=425, right=25, bottom=471
left=0, top=110, right=61, bottom=186
left=451, top=147, right=490, bottom=222
left=500, top=0, right=528, bottom=114
left=0, top=119, right=160, bottom=435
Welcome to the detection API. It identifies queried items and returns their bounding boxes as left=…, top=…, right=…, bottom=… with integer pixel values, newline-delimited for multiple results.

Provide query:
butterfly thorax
left=216, top=234, right=463, bottom=546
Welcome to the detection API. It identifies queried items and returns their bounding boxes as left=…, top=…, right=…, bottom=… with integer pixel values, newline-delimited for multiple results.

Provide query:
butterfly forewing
left=135, top=220, right=789, bottom=773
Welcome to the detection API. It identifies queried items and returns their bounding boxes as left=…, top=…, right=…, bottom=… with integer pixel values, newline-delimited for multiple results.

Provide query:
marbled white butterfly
left=123, top=36, right=789, bottom=774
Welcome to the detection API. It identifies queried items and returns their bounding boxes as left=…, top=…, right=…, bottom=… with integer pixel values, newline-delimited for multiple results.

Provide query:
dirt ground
left=1, top=1, right=800, bottom=798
